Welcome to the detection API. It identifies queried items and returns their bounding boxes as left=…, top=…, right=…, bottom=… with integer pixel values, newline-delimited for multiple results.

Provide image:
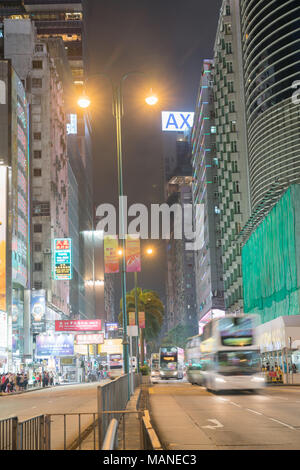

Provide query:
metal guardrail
left=0, top=415, right=50, bottom=450
left=0, top=417, right=18, bottom=450
left=101, top=418, right=119, bottom=450
left=0, top=373, right=145, bottom=451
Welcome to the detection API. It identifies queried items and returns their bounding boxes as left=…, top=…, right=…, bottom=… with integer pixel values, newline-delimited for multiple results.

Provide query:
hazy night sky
left=83, top=0, right=222, bottom=314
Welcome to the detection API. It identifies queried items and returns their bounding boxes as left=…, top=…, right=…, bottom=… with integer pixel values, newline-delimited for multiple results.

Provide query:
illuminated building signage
left=55, top=319, right=102, bottom=332
left=76, top=333, right=104, bottom=345
left=161, top=111, right=194, bottom=132
left=53, top=238, right=72, bottom=280
left=0, top=167, right=7, bottom=312
left=67, top=114, right=77, bottom=135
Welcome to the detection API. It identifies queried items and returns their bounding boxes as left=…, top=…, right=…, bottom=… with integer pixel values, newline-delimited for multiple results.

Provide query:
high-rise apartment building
left=165, top=176, right=197, bottom=335
left=240, top=0, right=300, bottom=212
left=191, top=59, right=224, bottom=329
left=213, top=0, right=250, bottom=313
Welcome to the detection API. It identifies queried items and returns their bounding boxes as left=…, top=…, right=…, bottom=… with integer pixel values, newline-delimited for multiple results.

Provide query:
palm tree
left=119, top=288, right=164, bottom=365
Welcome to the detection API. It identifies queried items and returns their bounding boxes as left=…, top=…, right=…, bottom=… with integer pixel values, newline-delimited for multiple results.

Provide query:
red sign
left=55, top=239, right=70, bottom=250
left=55, top=319, right=102, bottom=332
left=125, top=235, right=141, bottom=272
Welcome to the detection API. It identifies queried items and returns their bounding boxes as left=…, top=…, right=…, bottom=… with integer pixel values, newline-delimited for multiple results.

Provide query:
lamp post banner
left=139, top=312, right=145, bottom=329
left=104, top=235, right=119, bottom=273
left=129, top=311, right=135, bottom=326
left=125, top=234, right=141, bottom=272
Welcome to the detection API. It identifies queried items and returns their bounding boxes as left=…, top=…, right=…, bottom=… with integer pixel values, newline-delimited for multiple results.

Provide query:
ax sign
left=162, top=111, right=194, bottom=132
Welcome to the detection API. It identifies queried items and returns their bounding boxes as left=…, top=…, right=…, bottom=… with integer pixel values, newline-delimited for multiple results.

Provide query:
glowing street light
left=77, top=94, right=91, bottom=109
left=145, top=89, right=158, bottom=106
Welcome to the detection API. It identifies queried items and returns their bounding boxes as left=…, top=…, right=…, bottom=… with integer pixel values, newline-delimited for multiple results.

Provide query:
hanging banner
left=128, top=311, right=136, bottom=326
left=125, top=234, right=141, bottom=272
left=104, top=235, right=119, bottom=273
left=139, top=312, right=145, bottom=329
left=31, top=289, right=46, bottom=333
left=0, top=167, right=7, bottom=312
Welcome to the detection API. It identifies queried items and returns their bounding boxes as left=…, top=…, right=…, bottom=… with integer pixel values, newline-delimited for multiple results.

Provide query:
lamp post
left=78, top=75, right=157, bottom=397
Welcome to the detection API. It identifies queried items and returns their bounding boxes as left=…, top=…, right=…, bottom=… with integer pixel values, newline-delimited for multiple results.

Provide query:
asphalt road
left=149, top=380, right=300, bottom=450
left=0, top=381, right=109, bottom=449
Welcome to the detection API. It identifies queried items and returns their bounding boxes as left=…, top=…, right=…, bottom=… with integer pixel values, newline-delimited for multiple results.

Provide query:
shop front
left=256, top=315, right=300, bottom=384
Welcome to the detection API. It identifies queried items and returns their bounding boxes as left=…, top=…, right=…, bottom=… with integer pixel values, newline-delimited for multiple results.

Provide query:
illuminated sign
left=53, top=238, right=72, bottom=280
left=0, top=311, right=7, bottom=350
left=0, top=167, right=7, bottom=312
left=76, top=333, right=104, bottom=345
left=55, top=319, right=102, bottom=332
left=31, top=290, right=46, bottom=333
left=161, top=111, right=194, bottom=132
left=36, top=333, right=74, bottom=357
left=67, top=114, right=77, bottom=135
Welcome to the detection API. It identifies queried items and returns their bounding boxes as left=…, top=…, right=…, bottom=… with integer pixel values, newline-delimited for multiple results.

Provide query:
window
left=34, top=243, right=42, bottom=252
left=32, top=60, right=43, bottom=69
left=34, top=224, right=42, bottom=233
left=34, top=150, right=42, bottom=159
left=210, top=126, right=217, bottom=134
left=32, top=78, right=42, bottom=88
left=34, top=132, right=41, bottom=141
left=34, top=281, right=42, bottom=290
left=35, top=44, right=44, bottom=52
left=33, top=168, right=42, bottom=177
left=226, top=5, right=231, bottom=15
left=34, top=262, right=43, bottom=271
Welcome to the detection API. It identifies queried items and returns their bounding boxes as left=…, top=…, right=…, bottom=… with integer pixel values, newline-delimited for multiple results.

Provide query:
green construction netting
left=242, top=184, right=300, bottom=324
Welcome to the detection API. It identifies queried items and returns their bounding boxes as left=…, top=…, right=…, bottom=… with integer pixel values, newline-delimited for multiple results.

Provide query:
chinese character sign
left=55, top=319, right=102, bottom=332
left=53, top=238, right=72, bottom=280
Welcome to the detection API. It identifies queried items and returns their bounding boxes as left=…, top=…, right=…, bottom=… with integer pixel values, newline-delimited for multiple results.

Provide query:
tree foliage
left=161, top=323, right=197, bottom=349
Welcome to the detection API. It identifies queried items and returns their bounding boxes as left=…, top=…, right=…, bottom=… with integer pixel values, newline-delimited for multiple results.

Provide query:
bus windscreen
left=219, top=317, right=254, bottom=346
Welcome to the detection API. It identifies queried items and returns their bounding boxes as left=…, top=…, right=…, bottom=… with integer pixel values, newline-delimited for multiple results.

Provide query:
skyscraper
left=240, top=0, right=300, bottom=212
left=191, top=59, right=225, bottom=330
left=213, top=0, right=251, bottom=313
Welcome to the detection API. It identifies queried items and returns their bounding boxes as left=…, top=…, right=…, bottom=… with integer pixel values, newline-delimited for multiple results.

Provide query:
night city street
left=0, top=0, right=300, bottom=459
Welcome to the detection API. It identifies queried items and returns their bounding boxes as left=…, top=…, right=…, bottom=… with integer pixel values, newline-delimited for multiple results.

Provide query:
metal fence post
left=11, top=417, right=18, bottom=450
left=39, top=415, right=45, bottom=450
left=97, top=386, right=103, bottom=448
left=44, top=415, right=51, bottom=450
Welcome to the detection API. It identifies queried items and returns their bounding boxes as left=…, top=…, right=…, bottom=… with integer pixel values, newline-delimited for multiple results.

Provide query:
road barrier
left=0, top=415, right=50, bottom=450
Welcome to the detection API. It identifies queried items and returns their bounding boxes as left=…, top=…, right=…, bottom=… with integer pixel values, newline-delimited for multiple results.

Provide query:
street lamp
left=78, top=74, right=158, bottom=396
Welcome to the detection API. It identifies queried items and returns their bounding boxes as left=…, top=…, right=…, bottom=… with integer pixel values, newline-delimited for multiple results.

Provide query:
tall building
left=165, top=176, right=197, bottom=336
left=240, top=0, right=300, bottom=212
left=213, top=0, right=251, bottom=313
left=23, top=0, right=83, bottom=88
left=0, top=57, right=30, bottom=370
left=191, top=59, right=225, bottom=331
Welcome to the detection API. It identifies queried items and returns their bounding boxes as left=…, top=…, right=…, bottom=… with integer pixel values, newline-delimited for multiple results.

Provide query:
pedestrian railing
left=0, top=415, right=50, bottom=450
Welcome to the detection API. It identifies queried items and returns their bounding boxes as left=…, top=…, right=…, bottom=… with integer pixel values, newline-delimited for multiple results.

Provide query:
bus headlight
left=251, top=376, right=265, bottom=382
left=173, top=371, right=178, bottom=375
left=160, top=371, right=165, bottom=376
left=215, top=377, right=226, bottom=383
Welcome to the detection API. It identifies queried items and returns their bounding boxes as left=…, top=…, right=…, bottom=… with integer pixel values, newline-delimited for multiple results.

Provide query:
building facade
left=240, top=0, right=300, bottom=211
left=191, top=59, right=225, bottom=330
left=213, top=0, right=251, bottom=313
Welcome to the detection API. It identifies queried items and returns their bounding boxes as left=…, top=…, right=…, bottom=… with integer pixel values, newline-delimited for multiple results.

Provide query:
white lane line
left=230, top=402, right=241, bottom=407
left=269, top=418, right=295, bottom=430
left=271, top=396, right=289, bottom=400
left=32, top=406, right=37, bottom=409
left=217, top=397, right=229, bottom=402
left=246, top=408, right=262, bottom=416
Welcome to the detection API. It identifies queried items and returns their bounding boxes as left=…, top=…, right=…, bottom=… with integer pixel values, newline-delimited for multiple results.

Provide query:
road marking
left=32, top=406, right=37, bottom=409
left=269, top=418, right=295, bottom=430
left=272, top=396, right=289, bottom=400
left=246, top=408, right=262, bottom=416
left=201, top=419, right=224, bottom=430
left=230, top=402, right=241, bottom=407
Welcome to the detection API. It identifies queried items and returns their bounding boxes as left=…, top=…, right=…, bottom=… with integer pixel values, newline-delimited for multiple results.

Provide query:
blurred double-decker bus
left=185, top=315, right=265, bottom=392
left=159, top=346, right=184, bottom=380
